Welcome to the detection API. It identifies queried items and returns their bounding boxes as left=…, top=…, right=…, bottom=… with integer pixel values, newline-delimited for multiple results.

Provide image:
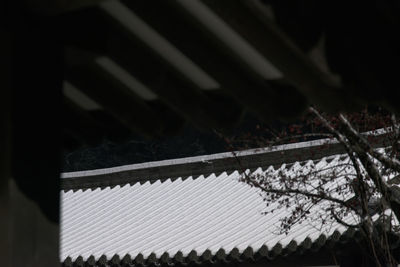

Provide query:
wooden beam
left=198, top=0, right=358, bottom=112
left=63, top=98, right=107, bottom=148
left=24, top=0, right=106, bottom=15
left=121, top=1, right=308, bottom=121
left=65, top=46, right=186, bottom=138
left=61, top=7, right=243, bottom=130
left=65, top=60, right=165, bottom=138
left=65, top=94, right=183, bottom=145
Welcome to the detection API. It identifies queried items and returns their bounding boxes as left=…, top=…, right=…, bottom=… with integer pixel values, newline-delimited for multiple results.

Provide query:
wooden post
left=0, top=25, right=12, bottom=267
left=1, top=1, right=61, bottom=265
left=9, top=180, right=59, bottom=267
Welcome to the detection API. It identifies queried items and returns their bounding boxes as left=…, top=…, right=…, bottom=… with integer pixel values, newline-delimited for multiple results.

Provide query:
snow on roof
left=60, top=152, right=360, bottom=265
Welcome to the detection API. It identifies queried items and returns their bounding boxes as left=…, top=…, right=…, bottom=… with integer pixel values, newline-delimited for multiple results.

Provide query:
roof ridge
left=61, top=128, right=389, bottom=190
left=62, top=137, right=337, bottom=179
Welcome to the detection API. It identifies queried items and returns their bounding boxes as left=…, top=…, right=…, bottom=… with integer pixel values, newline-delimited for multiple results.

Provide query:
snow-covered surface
left=60, top=154, right=357, bottom=261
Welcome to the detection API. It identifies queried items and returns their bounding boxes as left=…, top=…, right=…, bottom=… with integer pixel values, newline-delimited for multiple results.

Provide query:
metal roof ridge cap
left=60, top=127, right=389, bottom=179
left=61, top=138, right=338, bottom=179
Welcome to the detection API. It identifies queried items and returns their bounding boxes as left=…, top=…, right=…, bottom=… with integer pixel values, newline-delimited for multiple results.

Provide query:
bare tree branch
left=233, top=107, right=399, bottom=265
left=309, top=108, right=372, bottom=218
left=245, top=178, right=360, bottom=213
left=390, top=114, right=400, bottom=158
left=339, top=114, right=400, bottom=174
left=336, top=114, right=400, bottom=221
left=330, top=210, right=359, bottom=228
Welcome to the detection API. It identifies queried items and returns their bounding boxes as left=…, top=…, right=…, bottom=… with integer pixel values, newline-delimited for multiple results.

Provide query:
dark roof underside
left=35, top=0, right=400, bottom=150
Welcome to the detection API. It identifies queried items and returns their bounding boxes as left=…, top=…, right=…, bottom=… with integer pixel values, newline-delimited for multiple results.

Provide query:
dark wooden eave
left=13, top=0, right=400, bottom=149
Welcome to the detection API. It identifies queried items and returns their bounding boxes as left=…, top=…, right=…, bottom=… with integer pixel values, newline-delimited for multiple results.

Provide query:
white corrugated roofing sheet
left=60, top=153, right=359, bottom=262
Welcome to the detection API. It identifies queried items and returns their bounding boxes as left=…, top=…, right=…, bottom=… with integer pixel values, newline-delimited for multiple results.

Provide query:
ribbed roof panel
left=60, top=155, right=356, bottom=262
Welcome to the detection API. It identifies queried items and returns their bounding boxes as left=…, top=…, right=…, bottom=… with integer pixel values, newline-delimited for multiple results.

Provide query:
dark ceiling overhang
left=10, top=0, right=400, bottom=148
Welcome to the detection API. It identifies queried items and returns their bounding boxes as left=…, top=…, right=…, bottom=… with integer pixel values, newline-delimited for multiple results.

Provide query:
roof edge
left=61, top=128, right=390, bottom=191
left=61, top=137, right=336, bottom=179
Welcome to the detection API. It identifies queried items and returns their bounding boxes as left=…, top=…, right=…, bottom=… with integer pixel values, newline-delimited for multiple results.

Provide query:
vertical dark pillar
left=0, top=6, right=13, bottom=266
left=1, top=1, right=62, bottom=265
left=11, top=7, right=63, bottom=226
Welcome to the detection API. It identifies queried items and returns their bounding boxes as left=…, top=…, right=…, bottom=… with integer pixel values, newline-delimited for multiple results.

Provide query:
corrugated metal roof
left=60, top=153, right=359, bottom=265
